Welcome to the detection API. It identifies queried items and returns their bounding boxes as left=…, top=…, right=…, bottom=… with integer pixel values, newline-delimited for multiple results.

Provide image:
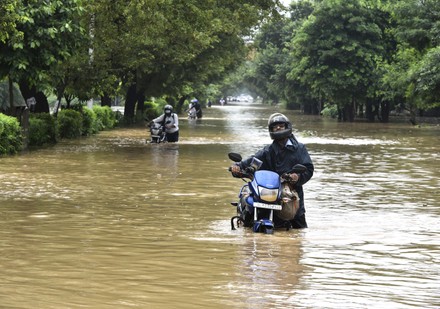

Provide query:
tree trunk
left=18, top=81, right=36, bottom=111
left=135, top=93, right=145, bottom=123
left=124, top=84, right=137, bottom=121
left=101, top=93, right=112, bottom=107
left=35, top=91, right=50, bottom=113
left=409, top=105, right=417, bottom=125
left=19, top=80, right=49, bottom=113
left=176, top=96, right=187, bottom=112
left=8, top=77, right=14, bottom=111
left=337, top=106, right=345, bottom=122
left=365, top=99, right=374, bottom=122
left=20, top=108, right=30, bottom=150
left=357, top=102, right=364, bottom=118
left=54, top=84, right=66, bottom=116
left=380, top=101, right=390, bottom=123
left=64, top=94, right=74, bottom=108
left=136, top=93, right=145, bottom=113
left=344, top=100, right=355, bottom=122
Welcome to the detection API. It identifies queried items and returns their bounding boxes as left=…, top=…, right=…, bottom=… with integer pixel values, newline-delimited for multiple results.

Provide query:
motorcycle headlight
left=258, top=186, right=279, bottom=202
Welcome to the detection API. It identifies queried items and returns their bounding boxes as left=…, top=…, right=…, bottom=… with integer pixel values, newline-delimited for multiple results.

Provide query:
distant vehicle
left=237, top=94, right=253, bottom=102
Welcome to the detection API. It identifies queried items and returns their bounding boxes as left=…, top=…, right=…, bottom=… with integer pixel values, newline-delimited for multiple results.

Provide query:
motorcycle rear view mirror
left=228, top=152, right=242, bottom=162
left=250, top=157, right=263, bottom=171
left=291, top=164, right=307, bottom=174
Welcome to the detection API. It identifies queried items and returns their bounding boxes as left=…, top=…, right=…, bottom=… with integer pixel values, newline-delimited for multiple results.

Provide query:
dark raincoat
left=238, top=135, right=314, bottom=227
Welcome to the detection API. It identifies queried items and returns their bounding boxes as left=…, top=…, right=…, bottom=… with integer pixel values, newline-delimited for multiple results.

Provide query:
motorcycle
left=187, top=107, right=197, bottom=120
left=228, top=152, right=307, bottom=234
left=148, top=122, right=167, bottom=143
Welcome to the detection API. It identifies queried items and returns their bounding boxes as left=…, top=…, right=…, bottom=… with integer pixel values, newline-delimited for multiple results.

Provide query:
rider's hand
left=281, top=173, right=299, bottom=184
left=230, top=164, right=241, bottom=174
left=286, top=173, right=299, bottom=183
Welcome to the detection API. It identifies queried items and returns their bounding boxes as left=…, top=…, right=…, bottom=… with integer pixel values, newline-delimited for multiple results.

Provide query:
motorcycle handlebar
left=228, top=167, right=252, bottom=179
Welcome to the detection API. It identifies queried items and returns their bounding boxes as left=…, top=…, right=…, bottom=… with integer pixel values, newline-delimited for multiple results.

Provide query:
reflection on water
left=0, top=103, right=439, bottom=308
left=229, top=233, right=305, bottom=308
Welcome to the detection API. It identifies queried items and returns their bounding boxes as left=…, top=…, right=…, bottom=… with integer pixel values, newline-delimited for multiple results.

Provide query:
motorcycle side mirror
left=250, top=157, right=262, bottom=171
left=228, top=152, right=242, bottom=162
left=291, top=164, right=307, bottom=174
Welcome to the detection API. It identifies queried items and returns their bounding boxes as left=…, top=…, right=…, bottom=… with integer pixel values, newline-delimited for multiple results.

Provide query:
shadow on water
left=0, top=102, right=439, bottom=308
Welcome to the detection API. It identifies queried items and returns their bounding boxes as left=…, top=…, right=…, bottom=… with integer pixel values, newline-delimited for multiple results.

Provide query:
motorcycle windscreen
left=251, top=170, right=281, bottom=203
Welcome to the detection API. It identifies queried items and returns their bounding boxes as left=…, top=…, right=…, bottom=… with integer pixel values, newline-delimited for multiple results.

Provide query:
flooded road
left=0, top=103, right=439, bottom=308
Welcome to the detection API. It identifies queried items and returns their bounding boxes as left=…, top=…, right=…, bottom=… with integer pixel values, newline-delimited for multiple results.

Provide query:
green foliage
left=380, top=47, right=419, bottom=103
left=289, top=0, right=386, bottom=107
left=143, top=101, right=160, bottom=122
left=411, top=46, right=440, bottom=109
left=81, top=107, right=99, bottom=136
left=320, top=103, right=338, bottom=118
left=92, top=106, right=117, bottom=131
left=28, top=113, right=57, bottom=146
left=0, top=112, right=22, bottom=155
left=84, top=0, right=280, bottom=118
left=2, top=0, right=438, bottom=122
left=0, top=0, right=23, bottom=44
left=57, top=109, right=82, bottom=139
left=1, top=0, right=281, bottom=119
left=0, top=0, right=85, bottom=81
left=392, top=0, right=439, bottom=52
left=65, top=104, right=99, bottom=135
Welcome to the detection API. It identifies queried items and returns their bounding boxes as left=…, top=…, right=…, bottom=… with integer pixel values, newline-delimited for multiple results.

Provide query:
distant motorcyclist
left=188, top=98, right=202, bottom=119
left=230, top=113, right=314, bottom=228
left=151, top=105, right=179, bottom=142
left=187, top=99, right=198, bottom=119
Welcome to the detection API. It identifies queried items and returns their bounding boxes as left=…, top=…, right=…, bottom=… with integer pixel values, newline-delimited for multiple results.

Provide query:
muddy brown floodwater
left=0, top=102, right=439, bottom=308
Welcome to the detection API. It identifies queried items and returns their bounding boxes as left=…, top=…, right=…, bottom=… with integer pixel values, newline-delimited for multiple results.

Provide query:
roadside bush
left=81, top=107, right=98, bottom=136
left=143, top=98, right=174, bottom=122
left=144, top=101, right=160, bottom=122
left=114, top=110, right=124, bottom=125
left=321, top=103, right=338, bottom=118
left=65, top=104, right=98, bottom=135
left=0, top=113, right=22, bottom=155
left=29, top=113, right=57, bottom=146
left=57, top=109, right=83, bottom=139
left=154, top=97, right=170, bottom=113
left=93, top=106, right=117, bottom=130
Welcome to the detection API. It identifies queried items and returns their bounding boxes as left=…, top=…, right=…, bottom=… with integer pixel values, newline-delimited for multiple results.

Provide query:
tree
left=0, top=0, right=86, bottom=113
left=411, top=46, right=440, bottom=108
left=288, top=0, right=387, bottom=121
left=0, top=0, right=286, bottom=122
left=84, top=0, right=283, bottom=121
left=384, top=0, right=440, bottom=122
left=0, top=0, right=23, bottom=43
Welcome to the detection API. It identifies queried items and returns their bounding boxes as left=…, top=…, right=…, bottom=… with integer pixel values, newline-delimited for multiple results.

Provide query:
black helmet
left=268, top=113, right=292, bottom=140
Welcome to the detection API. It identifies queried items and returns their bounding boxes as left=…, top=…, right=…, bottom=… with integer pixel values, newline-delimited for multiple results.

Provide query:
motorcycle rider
left=230, top=113, right=314, bottom=228
left=189, top=98, right=202, bottom=119
left=151, top=105, right=179, bottom=142
left=187, top=99, right=198, bottom=119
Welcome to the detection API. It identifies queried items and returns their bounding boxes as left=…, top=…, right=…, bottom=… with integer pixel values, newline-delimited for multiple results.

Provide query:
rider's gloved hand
left=282, top=173, right=299, bottom=184
left=230, top=164, right=240, bottom=173
left=230, top=164, right=243, bottom=177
